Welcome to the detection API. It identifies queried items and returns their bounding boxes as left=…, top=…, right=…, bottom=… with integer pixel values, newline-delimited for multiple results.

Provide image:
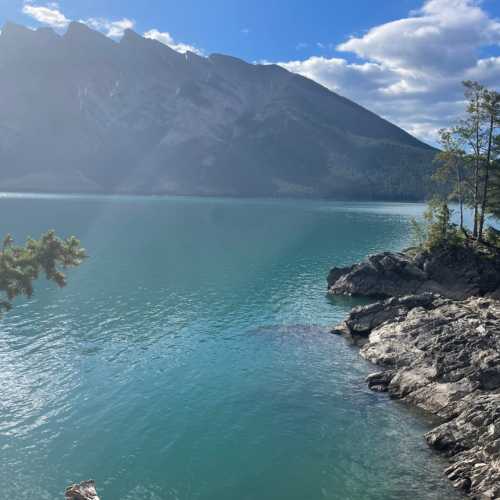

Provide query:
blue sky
left=0, top=1, right=432, bottom=61
left=2, top=0, right=500, bottom=143
left=4, top=0, right=499, bottom=62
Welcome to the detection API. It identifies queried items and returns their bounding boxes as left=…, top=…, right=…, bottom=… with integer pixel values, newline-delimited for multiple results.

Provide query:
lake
left=0, top=194, right=462, bottom=499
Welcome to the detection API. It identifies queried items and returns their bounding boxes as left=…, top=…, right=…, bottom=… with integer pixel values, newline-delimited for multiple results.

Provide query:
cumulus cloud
left=21, top=3, right=203, bottom=55
left=338, top=0, right=500, bottom=76
left=22, top=4, right=70, bottom=29
left=143, top=29, right=203, bottom=55
left=279, top=0, right=500, bottom=144
left=21, top=2, right=134, bottom=37
left=84, top=17, right=135, bottom=39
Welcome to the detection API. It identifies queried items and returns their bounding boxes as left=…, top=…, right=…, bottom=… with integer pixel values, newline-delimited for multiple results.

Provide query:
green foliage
left=409, top=217, right=428, bottom=248
left=412, top=81, right=500, bottom=251
left=432, top=81, right=499, bottom=243
left=487, top=152, right=500, bottom=220
left=411, top=199, right=463, bottom=251
left=484, top=226, right=500, bottom=248
left=433, top=129, right=467, bottom=185
left=0, top=231, right=86, bottom=314
left=425, top=199, right=451, bottom=248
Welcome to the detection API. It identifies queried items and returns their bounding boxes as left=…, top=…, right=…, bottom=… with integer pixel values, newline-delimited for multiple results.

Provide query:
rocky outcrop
left=427, top=394, right=500, bottom=496
left=327, top=246, right=500, bottom=300
left=328, top=252, right=431, bottom=298
left=333, top=294, right=500, bottom=498
left=65, top=480, right=100, bottom=500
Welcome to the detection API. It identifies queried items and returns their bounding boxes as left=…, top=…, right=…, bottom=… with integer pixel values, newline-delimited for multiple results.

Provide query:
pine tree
left=439, top=82, right=500, bottom=242
left=487, top=153, right=500, bottom=220
left=433, top=128, right=469, bottom=234
left=478, top=90, right=500, bottom=239
left=424, top=198, right=455, bottom=249
left=456, top=81, right=488, bottom=239
left=0, top=231, right=86, bottom=314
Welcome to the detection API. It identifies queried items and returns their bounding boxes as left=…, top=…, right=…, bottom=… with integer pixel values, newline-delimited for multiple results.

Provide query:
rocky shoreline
left=328, top=248, right=500, bottom=499
left=327, top=246, right=500, bottom=300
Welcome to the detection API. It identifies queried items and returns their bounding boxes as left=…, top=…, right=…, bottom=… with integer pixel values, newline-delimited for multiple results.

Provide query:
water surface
left=0, top=195, right=462, bottom=499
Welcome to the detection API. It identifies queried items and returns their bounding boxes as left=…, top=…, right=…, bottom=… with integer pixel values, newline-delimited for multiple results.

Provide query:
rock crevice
left=333, top=293, right=500, bottom=498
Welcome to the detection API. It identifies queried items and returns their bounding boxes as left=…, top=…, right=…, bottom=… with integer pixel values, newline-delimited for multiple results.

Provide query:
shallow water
left=0, top=194, right=462, bottom=499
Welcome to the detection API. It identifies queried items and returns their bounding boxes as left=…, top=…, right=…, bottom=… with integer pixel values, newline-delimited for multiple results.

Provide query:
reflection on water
left=0, top=194, right=461, bottom=500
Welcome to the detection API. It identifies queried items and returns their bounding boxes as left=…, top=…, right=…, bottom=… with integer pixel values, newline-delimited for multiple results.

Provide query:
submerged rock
left=327, top=246, right=500, bottom=300
left=65, top=480, right=100, bottom=500
left=334, top=294, right=500, bottom=498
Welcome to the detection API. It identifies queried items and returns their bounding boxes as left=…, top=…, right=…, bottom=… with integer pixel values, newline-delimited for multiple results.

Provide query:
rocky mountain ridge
left=0, top=21, right=435, bottom=199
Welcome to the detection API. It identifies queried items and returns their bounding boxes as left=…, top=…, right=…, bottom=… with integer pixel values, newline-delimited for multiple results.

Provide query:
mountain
left=0, top=22, right=436, bottom=200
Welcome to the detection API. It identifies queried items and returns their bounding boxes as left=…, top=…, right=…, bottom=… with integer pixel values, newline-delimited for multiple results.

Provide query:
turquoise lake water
left=0, top=194, right=463, bottom=500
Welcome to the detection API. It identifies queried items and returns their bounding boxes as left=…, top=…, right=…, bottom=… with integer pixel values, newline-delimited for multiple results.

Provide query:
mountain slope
left=0, top=22, right=436, bottom=199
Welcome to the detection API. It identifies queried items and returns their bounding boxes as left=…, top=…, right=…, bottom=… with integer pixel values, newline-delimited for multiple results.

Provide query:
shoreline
left=327, top=248, right=500, bottom=498
left=0, top=189, right=429, bottom=204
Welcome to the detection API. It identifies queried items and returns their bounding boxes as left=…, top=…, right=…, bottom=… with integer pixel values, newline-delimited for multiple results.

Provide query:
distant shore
left=0, top=189, right=429, bottom=203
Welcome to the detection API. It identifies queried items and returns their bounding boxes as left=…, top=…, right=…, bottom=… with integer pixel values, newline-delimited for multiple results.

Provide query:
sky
left=1, top=0, right=500, bottom=145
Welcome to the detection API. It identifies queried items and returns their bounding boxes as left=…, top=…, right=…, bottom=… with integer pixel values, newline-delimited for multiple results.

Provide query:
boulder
left=65, top=480, right=100, bottom=500
left=327, top=252, right=431, bottom=298
left=327, top=246, right=500, bottom=300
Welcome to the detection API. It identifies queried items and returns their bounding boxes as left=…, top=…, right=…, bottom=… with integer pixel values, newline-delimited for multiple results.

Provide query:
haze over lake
left=0, top=194, right=462, bottom=500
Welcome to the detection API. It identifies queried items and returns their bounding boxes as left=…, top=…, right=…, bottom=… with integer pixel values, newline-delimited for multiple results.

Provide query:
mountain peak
left=1, top=21, right=32, bottom=40
left=65, top=21, right=93, bottom=37
left=1, top=22, right=58, bottom=42
left=121, top=28, right=144, bottom=43
left=0, top=21, right=60, bottom=54
left=35, top=26, right=59, bottom=41
left=64, top=21, right=116, bottom=53
left=0, top=21, right=435, bottom=200
left=120, top=28, right=184, bottom=62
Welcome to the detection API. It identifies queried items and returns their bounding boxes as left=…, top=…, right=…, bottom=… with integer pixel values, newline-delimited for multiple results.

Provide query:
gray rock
left=365, top=370, right=395, bottom=392
left=327, top=246, right=500, bottom=300
left=65, top=480, right=100, bottom=500
left=333, top=292, right=436, bottom=338
left=327, top=252, right=432, bottom=298
left=334, top=294, right=500, bottom=498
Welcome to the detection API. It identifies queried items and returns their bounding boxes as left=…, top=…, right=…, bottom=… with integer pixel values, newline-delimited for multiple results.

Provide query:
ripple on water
left=0, top=195, right=462, bottom=500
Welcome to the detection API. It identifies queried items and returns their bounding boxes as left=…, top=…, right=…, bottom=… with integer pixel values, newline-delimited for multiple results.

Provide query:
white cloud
left=279, top=0, right=500, bottom=144
left=20, top=0, right=499, bottom=145
left=22, top=4, right=70, bottom=29
left=83, top=17, right=135, bottom=39
left=337, top=0, right=500, bottom=76
left=143, top=29, right=203, bottom=55
left=21, top=2, right=134, bottom=38
left=20, top=3, right=202, bottom=54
